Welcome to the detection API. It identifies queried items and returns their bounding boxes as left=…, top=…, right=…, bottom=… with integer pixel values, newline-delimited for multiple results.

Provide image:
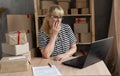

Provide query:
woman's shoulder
left=39, top=28, right=46, bottom=35
left=61, top=23, right=71, bottom=29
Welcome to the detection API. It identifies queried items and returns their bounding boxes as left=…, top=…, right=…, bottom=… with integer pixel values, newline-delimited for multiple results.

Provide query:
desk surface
left=0, top=57, right=111, bottom=76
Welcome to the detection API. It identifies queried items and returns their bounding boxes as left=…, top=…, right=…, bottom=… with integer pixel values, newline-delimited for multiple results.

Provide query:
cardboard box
left=6, top=31, right=27, bottom=45
left=0, top=56, right=30, bottom=73
left=75, top=18, right=87, bottom=23
left=41, top=9, right=48, bottom=15
left=74, top=23, right=88, bottom=33
left=74, top=33, right=80, bottom=43
left=81, top=8, right=89, bottom=14
left=64, top=9, right=68, bottom=15
left=76, top=0, right=87, bottom=8
left=22, top=51, right=31, bottom=62
left=71, top=8, right=78, bottom=14
left=2, top=42, right=29, bottom=55
left=80, top=33, right=92, bottom=43
left=2, top=51, right=31, bottom=62
left=58, top=2, right=70, bottom=10
left=38, top=9, right=42, bottom=15
left=7, top=15, right=33, bottom=32
left=40, top=0, right=55, bottom=9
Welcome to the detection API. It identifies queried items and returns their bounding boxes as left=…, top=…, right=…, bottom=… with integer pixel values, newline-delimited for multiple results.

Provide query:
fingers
left=52, top=21, right=61, bottom=31
left=50, top=20, right=61, bottom=37
left=54, top=21, right=60, bottom=28
left=53, top=53, right=70, bottom=61
left=53, top=54, right=64, bottom=61
left=54, top=56, right=62, bottom=61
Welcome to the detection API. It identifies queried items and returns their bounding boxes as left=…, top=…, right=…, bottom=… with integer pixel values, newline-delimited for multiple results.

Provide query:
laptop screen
left=84, top=37, right=113, bottom=68
left=62, top=37, right=113, bottom=68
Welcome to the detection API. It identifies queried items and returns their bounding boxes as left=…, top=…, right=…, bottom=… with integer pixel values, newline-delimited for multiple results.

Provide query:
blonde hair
left=41, top=5, right=64, bottom=36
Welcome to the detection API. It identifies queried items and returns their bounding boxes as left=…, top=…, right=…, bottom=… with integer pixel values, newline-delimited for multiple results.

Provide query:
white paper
left=9, top=56, right=26, bottom=60
left=32, top=65, right=61, bottom=76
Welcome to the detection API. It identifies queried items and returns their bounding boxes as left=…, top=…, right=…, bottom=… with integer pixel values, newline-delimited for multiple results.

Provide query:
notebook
left=62, top=37, right=113, bottom=69
left=32, top=65, right=61, bottom=76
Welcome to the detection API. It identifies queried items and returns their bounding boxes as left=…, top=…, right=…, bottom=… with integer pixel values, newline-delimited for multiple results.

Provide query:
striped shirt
left=38, top=23, right=76, bottom=57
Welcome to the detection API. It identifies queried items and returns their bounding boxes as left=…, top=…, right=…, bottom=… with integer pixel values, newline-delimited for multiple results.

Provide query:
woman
left=39, top=5, right=77, bottom=61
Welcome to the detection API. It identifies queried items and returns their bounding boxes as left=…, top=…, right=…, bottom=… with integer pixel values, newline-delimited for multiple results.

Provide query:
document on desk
left=32, top=65, right=61, bottom=76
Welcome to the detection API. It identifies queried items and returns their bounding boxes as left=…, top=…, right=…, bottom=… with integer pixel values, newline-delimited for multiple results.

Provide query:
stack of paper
left=32, top=65, right=61, bottom=76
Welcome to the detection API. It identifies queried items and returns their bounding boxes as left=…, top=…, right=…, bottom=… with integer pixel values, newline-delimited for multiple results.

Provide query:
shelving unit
left=34, top=0, right=95, bottom=47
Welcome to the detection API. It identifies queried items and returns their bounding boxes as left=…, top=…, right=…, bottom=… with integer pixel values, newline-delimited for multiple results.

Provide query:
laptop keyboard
left=62, top=56, right=87, bottom=68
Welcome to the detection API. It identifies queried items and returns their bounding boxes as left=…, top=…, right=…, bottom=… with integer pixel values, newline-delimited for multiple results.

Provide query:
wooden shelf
left=34, top=0, right=95, bottom=47
left=76, top=42, right=91, bottom=45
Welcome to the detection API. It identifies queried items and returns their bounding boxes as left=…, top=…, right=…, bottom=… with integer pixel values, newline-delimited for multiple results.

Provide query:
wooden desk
left=0, top=57, right=111, bottom=76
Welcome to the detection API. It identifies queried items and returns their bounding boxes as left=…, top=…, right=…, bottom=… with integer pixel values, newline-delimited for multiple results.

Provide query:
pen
left=48, top=63, right=52, bottom=68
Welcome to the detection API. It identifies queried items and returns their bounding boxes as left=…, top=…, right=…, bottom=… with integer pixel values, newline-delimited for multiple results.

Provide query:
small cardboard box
left=71, top=8, right=78, bottom=14
left=64, top=9, right=68, bottom=15
left=58, top=2, right=70, bottom=10
left=0, top=56, right=30, bottom=73
left=75, top=18, right=87, bottom=23
left=41, top=0, right=55, bottom=9
left=74, top=33, right=80, bottom=43
left=76, top=0, right=87, bottom=8
left=7, top=15, right=33, bottom=32
left=74, top=23, right=88, bottom=33
left=6, top=31, right=27, bottom=45
left=41, top=9, right=48, bottom=15
left=80, top=33, right=92, bottom=43
left=2, top=42, right=29, bottom=55
left=81, top=8, right=89, bottom=14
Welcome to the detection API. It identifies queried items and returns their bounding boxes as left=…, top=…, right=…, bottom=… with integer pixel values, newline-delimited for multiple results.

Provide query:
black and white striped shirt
left=38, top=23, right=76, bottom=57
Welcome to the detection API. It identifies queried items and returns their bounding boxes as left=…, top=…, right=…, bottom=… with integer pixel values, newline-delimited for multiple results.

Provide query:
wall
left=94, top=0, right=112, bottom=40
left=0, top=0, right=112, bottom=58
left=0, top=0, right=34, bottom=58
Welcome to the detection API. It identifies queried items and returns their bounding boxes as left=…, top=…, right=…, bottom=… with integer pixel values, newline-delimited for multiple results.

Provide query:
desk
left=0, top=57, right=111, bottom=76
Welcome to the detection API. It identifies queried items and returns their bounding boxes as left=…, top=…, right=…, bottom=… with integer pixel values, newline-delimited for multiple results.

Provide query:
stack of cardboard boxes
left=0, top=14, right=33, bottom=73
left=1, top=31, right=31, bottom=73
left=72, top=0, right=91, bottom=43
left=74, top=18, right=91, bottom=43
left=6, top=15, right=33, bottom=49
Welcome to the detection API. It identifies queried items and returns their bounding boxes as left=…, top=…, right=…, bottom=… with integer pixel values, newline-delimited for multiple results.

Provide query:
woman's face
left=47, top=15, right=63, bottom=28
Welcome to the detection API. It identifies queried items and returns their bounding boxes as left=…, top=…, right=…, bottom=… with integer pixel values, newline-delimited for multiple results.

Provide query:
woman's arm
left=54, top=43, right=77, bottom=61
left=41, top=21, right=61, bottom=58
left=65, top=43, right=77, bottom=56
left=41, top=36, right=56, bottom=58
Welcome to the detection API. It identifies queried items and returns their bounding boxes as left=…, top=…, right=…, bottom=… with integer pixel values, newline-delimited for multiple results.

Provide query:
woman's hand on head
left=50, top=20, right=61, bottom=38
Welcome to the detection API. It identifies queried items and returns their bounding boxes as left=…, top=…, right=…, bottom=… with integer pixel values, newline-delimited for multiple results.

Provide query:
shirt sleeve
left=67, top=24, right=77, bottom=45
left=38, top=29, right=48, bottom=49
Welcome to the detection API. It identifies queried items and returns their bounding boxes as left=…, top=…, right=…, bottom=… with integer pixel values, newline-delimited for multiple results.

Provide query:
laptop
left=62, top=37, right=113, bottom=69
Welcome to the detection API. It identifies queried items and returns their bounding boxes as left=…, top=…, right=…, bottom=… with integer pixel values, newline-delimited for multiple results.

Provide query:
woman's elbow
left=43, top=55, right=50, bottom=59
left=41, top=50, right=51, bottom=59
